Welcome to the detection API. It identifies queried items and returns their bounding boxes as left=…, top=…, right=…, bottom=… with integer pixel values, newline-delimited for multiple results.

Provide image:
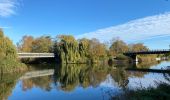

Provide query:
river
left=0, top=61, right=170, bottom=100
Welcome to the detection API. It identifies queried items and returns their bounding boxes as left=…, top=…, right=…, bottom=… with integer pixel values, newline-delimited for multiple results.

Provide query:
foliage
left=54, top=35, right=107, bottom=64
left=109, top=39, right=129, bottom=56
left=138, top=55, right=157, bottom=63
left=31, top=36, right=53, bottom=53
left=88, top=38, right=107, bottom=62
left=54, top=35, right=80, bottom=63
left=0, top=29, right=27, bottom=73
left=17, top=34, right=152, bottom=63
left=18, top=35, right=53, bottom=53
left=17, top=36, right=34, bottom=52
left=129, top=43, right=148, bottom=52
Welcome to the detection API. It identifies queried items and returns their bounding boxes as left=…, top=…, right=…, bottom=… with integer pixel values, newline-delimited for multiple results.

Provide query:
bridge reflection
left=19, top=69, right=54, bottom=80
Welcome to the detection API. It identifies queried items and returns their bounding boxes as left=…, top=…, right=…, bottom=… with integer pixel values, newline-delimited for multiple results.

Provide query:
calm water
left=1, top=61, right=170, bottom=100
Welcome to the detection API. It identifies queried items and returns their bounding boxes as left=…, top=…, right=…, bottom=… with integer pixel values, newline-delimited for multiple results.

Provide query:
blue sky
left=0, top=0, right=170, bottom=49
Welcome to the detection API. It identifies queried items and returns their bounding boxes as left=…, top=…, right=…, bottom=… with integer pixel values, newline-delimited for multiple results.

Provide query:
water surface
left=1, top=61, right=170, bottom=100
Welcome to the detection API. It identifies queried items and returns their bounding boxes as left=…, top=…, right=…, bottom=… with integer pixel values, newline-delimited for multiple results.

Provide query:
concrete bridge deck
left=18, top=53, right=55, bottom=58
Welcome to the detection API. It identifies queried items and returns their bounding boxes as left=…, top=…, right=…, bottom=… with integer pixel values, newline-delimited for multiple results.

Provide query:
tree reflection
left=21, top=62, right=164, bottom=93
left=53, top=64, right=111, bottom=91
left=110, top=67, right=129, bottom=88
left=135, top=61, right=159, bottom=69
left=22, top=76, right=52, bottom=91
left=125, top=61, right=160, bottom=78
left=0, top=73, right=23, bottom=100
left=53, top=63, right=155, bottom=91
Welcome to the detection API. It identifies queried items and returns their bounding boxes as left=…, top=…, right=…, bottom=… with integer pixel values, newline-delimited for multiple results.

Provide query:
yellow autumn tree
left=0, top=29, right=26, bottom=73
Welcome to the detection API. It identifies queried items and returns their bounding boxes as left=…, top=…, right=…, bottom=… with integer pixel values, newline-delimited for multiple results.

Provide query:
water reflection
left=0, top=61, right=170, bottom=100
left=0, top=73, right=24, bottom=100
left=164, top=73, right=170, bottom=82
left=22, top=76, right=52, bottom=91
left=54, top=64, right=112, bottom=91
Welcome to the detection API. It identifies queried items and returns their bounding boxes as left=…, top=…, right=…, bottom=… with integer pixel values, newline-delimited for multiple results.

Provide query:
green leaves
left=0, top=30, right=26, bottom=73
left=54, top=35, right=107, bottom=64
left=18, top=36, right=53, bottom=53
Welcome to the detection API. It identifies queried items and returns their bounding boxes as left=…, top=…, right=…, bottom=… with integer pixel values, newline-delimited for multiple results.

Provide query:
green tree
left=31, top=36, right=53, bottom=53
left=54, top=35, right=107, bottom=64
left=54, top=35, right=80, bottom=63
left=17, top=36, right=34, bottom=52
left=0, top=29, right=26, bottom=73
left=88, top=38, right=107, bottom=63
left=129, top=43, right=148, bottom=52
left=109, top=39, right=129, bottom=56
left=18, top=36, right=53, bottom=53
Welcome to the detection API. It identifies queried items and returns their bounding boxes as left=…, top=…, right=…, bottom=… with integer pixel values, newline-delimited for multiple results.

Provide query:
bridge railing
left=125, top=49, right=170, bottom=54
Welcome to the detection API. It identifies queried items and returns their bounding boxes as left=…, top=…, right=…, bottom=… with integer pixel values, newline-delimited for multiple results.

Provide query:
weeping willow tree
left=0, top=29, right=26, bottom=73
left=54, top=35, right=86, bottom=64
left=54, top=35, right=107, bottom=64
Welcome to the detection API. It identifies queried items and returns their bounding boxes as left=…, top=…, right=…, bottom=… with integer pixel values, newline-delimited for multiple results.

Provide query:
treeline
left=17, top=35, right=53, bottom=53
left=0, top=29, right=26, bottom=73
left=18, top=35, right=149, bottom=64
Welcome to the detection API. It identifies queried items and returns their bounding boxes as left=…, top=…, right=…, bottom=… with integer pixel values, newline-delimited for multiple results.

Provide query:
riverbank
left=0, top=30, right=27, bottom=73
left=0, top=59, right=27, bottom=73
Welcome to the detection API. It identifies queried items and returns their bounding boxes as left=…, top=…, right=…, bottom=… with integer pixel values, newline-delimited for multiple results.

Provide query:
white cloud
left=0, top=26, right=10, bottom=29
left=76, top=12, right=170, bottom=43
left=0, top=0, right=19, bottom=17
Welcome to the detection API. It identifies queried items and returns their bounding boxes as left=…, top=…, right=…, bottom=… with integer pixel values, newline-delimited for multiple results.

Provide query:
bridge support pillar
left=131, top=55, right=138, bottom=63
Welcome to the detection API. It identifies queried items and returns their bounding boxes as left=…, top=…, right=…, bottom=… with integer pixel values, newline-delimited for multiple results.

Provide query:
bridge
left=123, top=49, right=170, bottom=62
left=19, top=69, right=54, bottom=80
left=18, top=53, right=55, bottom=58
